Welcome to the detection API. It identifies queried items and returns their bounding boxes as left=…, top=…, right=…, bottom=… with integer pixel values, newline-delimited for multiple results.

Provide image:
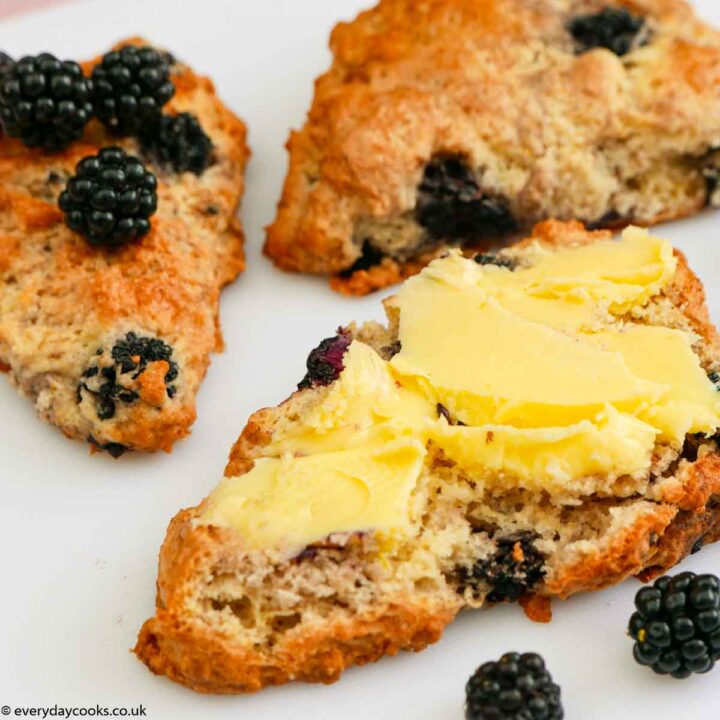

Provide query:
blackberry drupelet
left=0, top=53, right=12, bottom=137
left=629, top=571, right=720, bottom=678
left=91, top=45, right=174, bottom=136
left=466, top=652, right=563, bottom=720
left=298, top=330, right=352, bottom=390
left=78, top=332, right=179, bottom=421
left=457, top=532, right=546, bottom=603
left=0, top=52, right=13, bottom=79
left=141, top=112, right=213, bottom=174
left=0, top=53, right=92, bottom=151
left=569, top=7, right=648, bottom=57
left=59, top=146, right=158, bottom=247
left=416, top=156, right=517, bottom=242
left=475, top=252, right=516, bottom=269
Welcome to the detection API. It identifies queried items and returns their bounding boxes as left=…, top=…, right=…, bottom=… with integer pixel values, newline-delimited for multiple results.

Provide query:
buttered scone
left=0, top=40, right=248, bottom=456
left=266, top=0, right=720, bottom=295
left=137, top=221, right=720, bottom=693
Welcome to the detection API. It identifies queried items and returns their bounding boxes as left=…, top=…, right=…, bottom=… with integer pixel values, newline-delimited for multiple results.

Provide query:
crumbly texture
left=0, top=38, right=249, bottom=455
left=265, top=0, right=720, bottom=295
left=136, top=221, right=720, bottom=693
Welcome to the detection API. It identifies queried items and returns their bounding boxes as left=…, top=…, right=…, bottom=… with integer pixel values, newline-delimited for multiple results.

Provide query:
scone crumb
left=519, top=595, right=553, bottom=624
left=137, top=361, right=171, bottom=406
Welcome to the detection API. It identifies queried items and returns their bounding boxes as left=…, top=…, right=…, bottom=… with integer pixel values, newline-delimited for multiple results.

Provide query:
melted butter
left=198, top=228, right=720, bottom=552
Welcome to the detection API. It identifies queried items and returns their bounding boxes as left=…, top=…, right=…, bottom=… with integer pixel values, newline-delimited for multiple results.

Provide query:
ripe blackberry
left=298, top=330, right=352, bottom=390
left=569, top=7, right=648, bottom=57
left=629, top=571, right=720, bottom=678
left=416, top=156, right=517, bottom=242
left=141, top=112, right=213, bottom=174
left=91, top=45, right=174, bottom=136
left=457, top=532, right=546, bottom=603
left=78, top=332, right=178, bottom=421
left=0, top=53, right=92, bottom=151
left=0, top=52, right=13, bottom=79
left=466, top=652, right=563, bottom=720
left=59, top=146, right=157, bottom=247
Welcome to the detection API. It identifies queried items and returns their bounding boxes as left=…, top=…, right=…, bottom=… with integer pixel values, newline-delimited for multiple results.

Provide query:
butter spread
left=202, top=440, right=426, bottom=552
left=199, top=228, right=720, bottom=553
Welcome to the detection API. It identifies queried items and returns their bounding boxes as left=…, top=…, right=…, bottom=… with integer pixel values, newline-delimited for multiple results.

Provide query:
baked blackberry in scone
left=137, top=220, right=720, bottom=693
left=265, top=0, right=720, bottom=295
left=0, top=39, right=249, bottom=455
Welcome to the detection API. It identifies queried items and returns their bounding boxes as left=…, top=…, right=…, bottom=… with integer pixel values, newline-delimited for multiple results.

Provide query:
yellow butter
left=585, top=325, right=720, bottom=440
left=199, top=228, right=720, bottom=552
left=201, top=440, right=426, bottom=554
left=433, top=406, right=657, bottom=492
left=389, top=281, right=665, bottom=428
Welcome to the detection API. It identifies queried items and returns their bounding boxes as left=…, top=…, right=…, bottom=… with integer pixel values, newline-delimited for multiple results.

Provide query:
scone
left=265, top=0, right=720, bottom=295
left=0, top=39, right=248, bottom=456
left=136, top=220, right=720, bottom=693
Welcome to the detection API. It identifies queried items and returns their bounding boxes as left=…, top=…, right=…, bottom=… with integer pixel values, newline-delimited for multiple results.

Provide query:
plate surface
left=2, top=1, right=720, bottom=717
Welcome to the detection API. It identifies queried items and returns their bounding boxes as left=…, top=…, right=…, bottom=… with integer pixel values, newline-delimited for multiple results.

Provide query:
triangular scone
left=137, top=220, right=720, bottom=693
left=0, top=39, right=248, bottom=456
left=265, top=0, right=720, bottom=295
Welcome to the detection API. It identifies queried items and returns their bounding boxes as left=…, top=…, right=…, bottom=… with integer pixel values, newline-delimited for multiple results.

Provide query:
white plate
left=2, top=1, right=720, bottom=718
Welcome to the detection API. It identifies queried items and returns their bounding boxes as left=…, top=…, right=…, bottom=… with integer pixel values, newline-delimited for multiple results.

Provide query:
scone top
left=200, top=228, right=720, bottom=556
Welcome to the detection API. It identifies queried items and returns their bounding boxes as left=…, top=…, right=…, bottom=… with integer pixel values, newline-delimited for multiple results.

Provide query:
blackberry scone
left=0, top=39, right=249, bottom=456
left=265, top=0, right=720, bottom=295
left=137, top=220, right=720, bottom=693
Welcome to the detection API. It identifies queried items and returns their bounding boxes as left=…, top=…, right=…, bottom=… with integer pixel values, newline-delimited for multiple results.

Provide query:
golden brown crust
left=135, top=507, right=457, bottom=693
left=0, top=38, right=249, bottom=454
left=265, top=0, right=720, bottom=294
left=138, top=221, right=720, bottom=692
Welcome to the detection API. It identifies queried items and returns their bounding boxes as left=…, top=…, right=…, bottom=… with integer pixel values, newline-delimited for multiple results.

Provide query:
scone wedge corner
left=265, top=0, right=720, bottom=294
left=137, top=220, right=720, bottom=693
left=0, top=38, right=249, bottom=456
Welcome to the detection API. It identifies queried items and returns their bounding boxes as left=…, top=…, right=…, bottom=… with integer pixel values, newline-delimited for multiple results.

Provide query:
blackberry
left=0, top=53, right=92, bottom=151
left=416, top=156, right=517, bottom=242
left=0, top=52, right=13, bottom=80
left=629, top=571, right=720, bottom=678
left=141, top=112, right=213, bottom=174
left=475, top=252, right=516, bottom=269
left=91, top=45, right=174, bottom=136
left=466, top=652, right=563, bottom=720
left=298, top=330, right=352, bottom=390
left=339, top=239, right=385, bottom=278
left=87, top=435, right=128, bottom=459
left=456, top=532, right=546, bottom=603
left=59, top=146, right=157, bottom=247
left=78, top=332, right=178, bottom=421
left=569, top=7, right=648, bottom=57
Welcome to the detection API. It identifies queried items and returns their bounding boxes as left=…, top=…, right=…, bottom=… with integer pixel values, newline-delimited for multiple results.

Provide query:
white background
left=1, top=0, right=720, bottom=717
